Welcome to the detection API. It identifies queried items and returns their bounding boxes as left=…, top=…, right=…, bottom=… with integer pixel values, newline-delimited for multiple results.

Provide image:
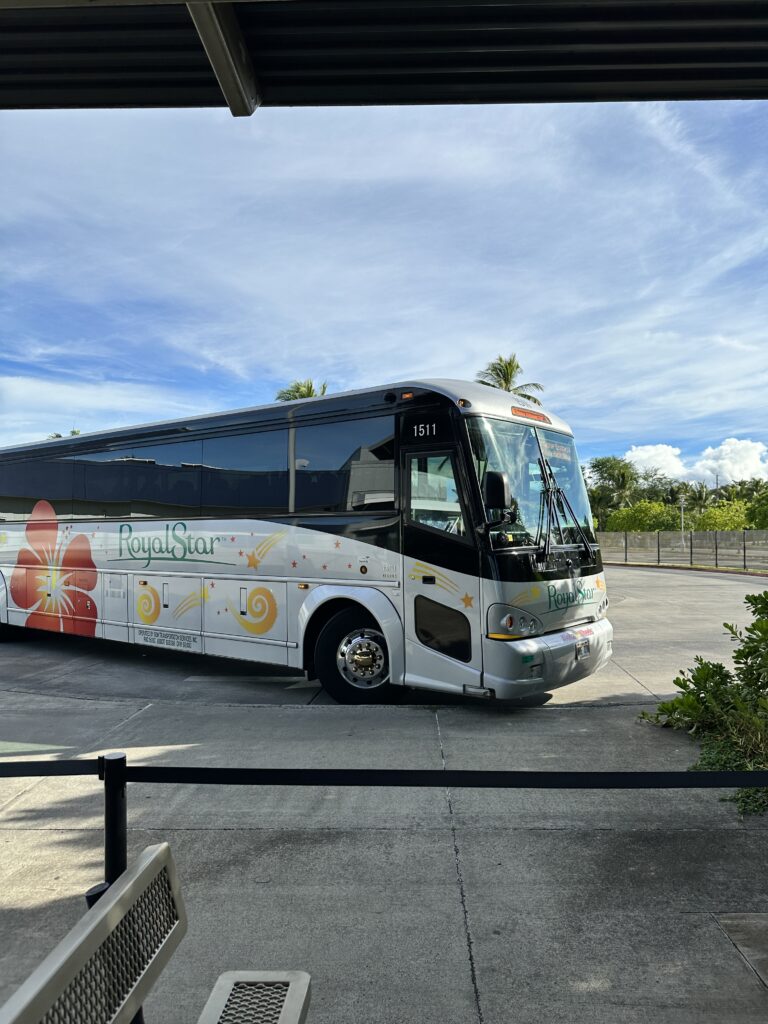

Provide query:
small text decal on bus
left=117, top=522, right=222, bottom=568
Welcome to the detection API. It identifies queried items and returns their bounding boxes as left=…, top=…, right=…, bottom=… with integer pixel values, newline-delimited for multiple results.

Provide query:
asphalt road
left=1, top=566, right=767, bottom=1023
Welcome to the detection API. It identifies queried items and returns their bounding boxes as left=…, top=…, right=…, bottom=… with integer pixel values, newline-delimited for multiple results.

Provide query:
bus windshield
left=467, top=418, right=596, bottom=547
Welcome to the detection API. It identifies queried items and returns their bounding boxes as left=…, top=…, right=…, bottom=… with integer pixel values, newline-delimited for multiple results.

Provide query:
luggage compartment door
left=132, top=574, right=202, bottom=654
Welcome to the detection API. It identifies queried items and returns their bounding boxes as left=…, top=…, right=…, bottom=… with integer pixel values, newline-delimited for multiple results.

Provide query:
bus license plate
left=575, top=638, right=591, bottom=661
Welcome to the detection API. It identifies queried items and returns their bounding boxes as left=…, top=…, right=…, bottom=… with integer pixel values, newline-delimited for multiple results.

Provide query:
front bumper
left=482, top=617, right=613, bottom=700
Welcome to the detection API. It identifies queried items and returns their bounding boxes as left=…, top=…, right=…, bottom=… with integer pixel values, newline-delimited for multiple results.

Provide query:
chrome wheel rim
left=336, top=629, right=389, bottom=689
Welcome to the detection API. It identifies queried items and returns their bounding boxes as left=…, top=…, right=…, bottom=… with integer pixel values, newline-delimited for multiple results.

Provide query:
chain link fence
left=597, top=530, right=768, bottom=571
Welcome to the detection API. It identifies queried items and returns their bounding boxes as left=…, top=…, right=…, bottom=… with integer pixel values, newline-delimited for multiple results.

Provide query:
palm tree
left=589, top=456, right=639, bottom=510
left=275, top=379, right=328, bottom=402
left=476, top=354, right=544, bottom=406
left=715, top=479, right=767, bottom=502
left=688, top=481, right=715, bottom=515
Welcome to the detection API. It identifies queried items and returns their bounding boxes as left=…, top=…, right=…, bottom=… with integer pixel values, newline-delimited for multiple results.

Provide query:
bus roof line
left=0, top=379, right=572, bottom=459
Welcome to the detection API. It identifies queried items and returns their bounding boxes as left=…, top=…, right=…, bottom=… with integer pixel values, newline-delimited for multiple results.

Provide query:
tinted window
left=0, top=457, right=74, bottom=520
left=408, top=454, right=467, bottom=536
left=295, top=417, right=395, bottom=514
left=202, top=430, right=288, bottom=515
left=129, top=442, right=202, bottom=516
left=74, top=441, right=202, bottom=518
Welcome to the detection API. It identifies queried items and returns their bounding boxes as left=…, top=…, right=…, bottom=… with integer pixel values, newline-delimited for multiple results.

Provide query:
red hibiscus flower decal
left=10, top=500, right=98, bottom=636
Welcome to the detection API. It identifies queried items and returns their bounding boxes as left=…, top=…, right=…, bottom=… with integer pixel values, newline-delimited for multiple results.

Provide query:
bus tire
left=314, top=607, right=393, bottom=704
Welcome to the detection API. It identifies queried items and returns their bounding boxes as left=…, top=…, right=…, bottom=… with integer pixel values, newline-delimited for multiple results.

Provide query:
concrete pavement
left=1, top=566, right=767, bottom=1022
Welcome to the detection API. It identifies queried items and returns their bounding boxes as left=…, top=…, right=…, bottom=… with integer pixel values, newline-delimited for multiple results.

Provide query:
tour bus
left=0, top=380, right=611, bottom=703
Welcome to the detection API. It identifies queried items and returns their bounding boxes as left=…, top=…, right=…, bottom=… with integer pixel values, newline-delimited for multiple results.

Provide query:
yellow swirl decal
left=227, top=587, right=278, bottom=635
left=137, top=584, right=161, bottom=625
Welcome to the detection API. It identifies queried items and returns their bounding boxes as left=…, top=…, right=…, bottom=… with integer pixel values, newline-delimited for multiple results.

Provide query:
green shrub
left=641, top=591, right=768, bottom=814
left=692, top=500, right=749, bottom=531
left=748, top=491, right=768, bottom=530
left=605, top=500, right=679, bottom=532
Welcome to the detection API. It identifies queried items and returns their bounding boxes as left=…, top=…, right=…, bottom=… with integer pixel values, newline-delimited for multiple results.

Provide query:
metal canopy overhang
left=1, top=0, right=767, bottom=116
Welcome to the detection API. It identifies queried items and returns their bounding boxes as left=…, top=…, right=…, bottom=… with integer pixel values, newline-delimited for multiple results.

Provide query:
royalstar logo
left=117, top=522, right=223, bottom=568
left=547, top=580, right=597, bottom=611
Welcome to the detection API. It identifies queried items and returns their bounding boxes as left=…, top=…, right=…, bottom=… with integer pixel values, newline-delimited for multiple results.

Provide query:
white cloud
left=0, top=103, right=767, bottom=452
left=624, top=439, right=768, bottom=484
left=0, top=376, right=211, bottom=448
left=624, top=444, right=688, bottom=478
left=690, top=438, right=768, bottom=484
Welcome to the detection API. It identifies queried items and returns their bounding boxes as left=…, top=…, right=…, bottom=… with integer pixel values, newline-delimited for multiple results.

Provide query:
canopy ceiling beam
left=0, top=0, right=273, bottom=6
left=186, top=1, right=260, bottom=114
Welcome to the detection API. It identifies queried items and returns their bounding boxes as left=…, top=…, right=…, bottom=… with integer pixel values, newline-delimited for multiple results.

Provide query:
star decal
left=247, top=551, right=259, bottom=569
left=230, top=536, right=236, bottom=543
left=322, top=564, right=328, bottom=571
left=347, top=563, right=353, bottom=570
left=239, top=550, right=244, bottom=557
left=461, top=593, right=474, bottom=608
left=334, top=540, right=341, bottom=549
left=291, top=560, right=298, bottom=568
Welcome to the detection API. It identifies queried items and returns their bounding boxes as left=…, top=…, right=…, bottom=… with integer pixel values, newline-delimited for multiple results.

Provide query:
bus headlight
left=487, top=604, right=542, bottom=639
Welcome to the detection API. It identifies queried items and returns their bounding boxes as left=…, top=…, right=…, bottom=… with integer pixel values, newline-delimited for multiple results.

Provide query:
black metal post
left=744, top=529, right=748, bottom=571
left=714, top=530, right=718, bottom=568
left=98, top=753, right=144, bottom=1023
left=84, top=882, right=110, bottom=909
left=624, top=531, right=628, bottom=563
left=100, top=752, right=128, bottom=885
left=656, top=531, right=660, bottom=564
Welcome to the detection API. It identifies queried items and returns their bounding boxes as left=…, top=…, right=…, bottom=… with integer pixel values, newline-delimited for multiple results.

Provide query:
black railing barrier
left=3, top=753, right=768, bottom=897
left=3, top=753, right=768, bottom=1022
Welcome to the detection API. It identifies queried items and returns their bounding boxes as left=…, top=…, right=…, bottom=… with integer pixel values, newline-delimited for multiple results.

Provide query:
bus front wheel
left=314, top=608, right=393, bottom=704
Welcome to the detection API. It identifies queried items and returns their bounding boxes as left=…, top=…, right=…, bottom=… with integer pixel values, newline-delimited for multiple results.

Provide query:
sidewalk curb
left=604, top=561, right=768, bottom=580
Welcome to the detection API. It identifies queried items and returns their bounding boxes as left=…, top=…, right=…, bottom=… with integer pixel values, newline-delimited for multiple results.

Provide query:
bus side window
left=131, top=441, right=202, bottom=517
left=0, top=457, right=74, bottom=521
left=73, top=449, right=133, bottom=519
left=202, top=430, right=288, bottom=516
left=294, top=417, right=395, bottom=514
left=74, top=442, right=203, bottom=518
left=408, top=455, right=467, bottom=536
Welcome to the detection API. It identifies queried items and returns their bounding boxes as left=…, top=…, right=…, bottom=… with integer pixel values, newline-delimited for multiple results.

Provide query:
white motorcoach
left=0, top=380, right=612, bottom=703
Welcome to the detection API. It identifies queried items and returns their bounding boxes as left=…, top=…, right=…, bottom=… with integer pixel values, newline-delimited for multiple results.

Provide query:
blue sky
left=1, top=100, right=767, bottom=482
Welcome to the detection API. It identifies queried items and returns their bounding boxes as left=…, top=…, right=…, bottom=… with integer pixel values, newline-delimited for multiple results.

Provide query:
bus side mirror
left=483, top=470, right=511, bottom=510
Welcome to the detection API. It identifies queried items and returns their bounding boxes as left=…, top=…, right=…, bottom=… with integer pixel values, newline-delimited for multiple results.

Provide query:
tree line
left=587, top=456, right=768, bottom=532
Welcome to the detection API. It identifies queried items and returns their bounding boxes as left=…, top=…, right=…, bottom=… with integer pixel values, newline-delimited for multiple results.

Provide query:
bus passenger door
left=402, top=450, right=483, bottom=695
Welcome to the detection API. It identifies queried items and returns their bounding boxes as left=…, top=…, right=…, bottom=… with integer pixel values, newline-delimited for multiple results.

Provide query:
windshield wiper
left=535, top=457, right=562, bottom=563
left=537, top=457, right=594, bottom=562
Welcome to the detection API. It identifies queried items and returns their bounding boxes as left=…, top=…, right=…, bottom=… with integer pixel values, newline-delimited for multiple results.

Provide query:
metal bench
left=0, top=843, right=311, bottom=1024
